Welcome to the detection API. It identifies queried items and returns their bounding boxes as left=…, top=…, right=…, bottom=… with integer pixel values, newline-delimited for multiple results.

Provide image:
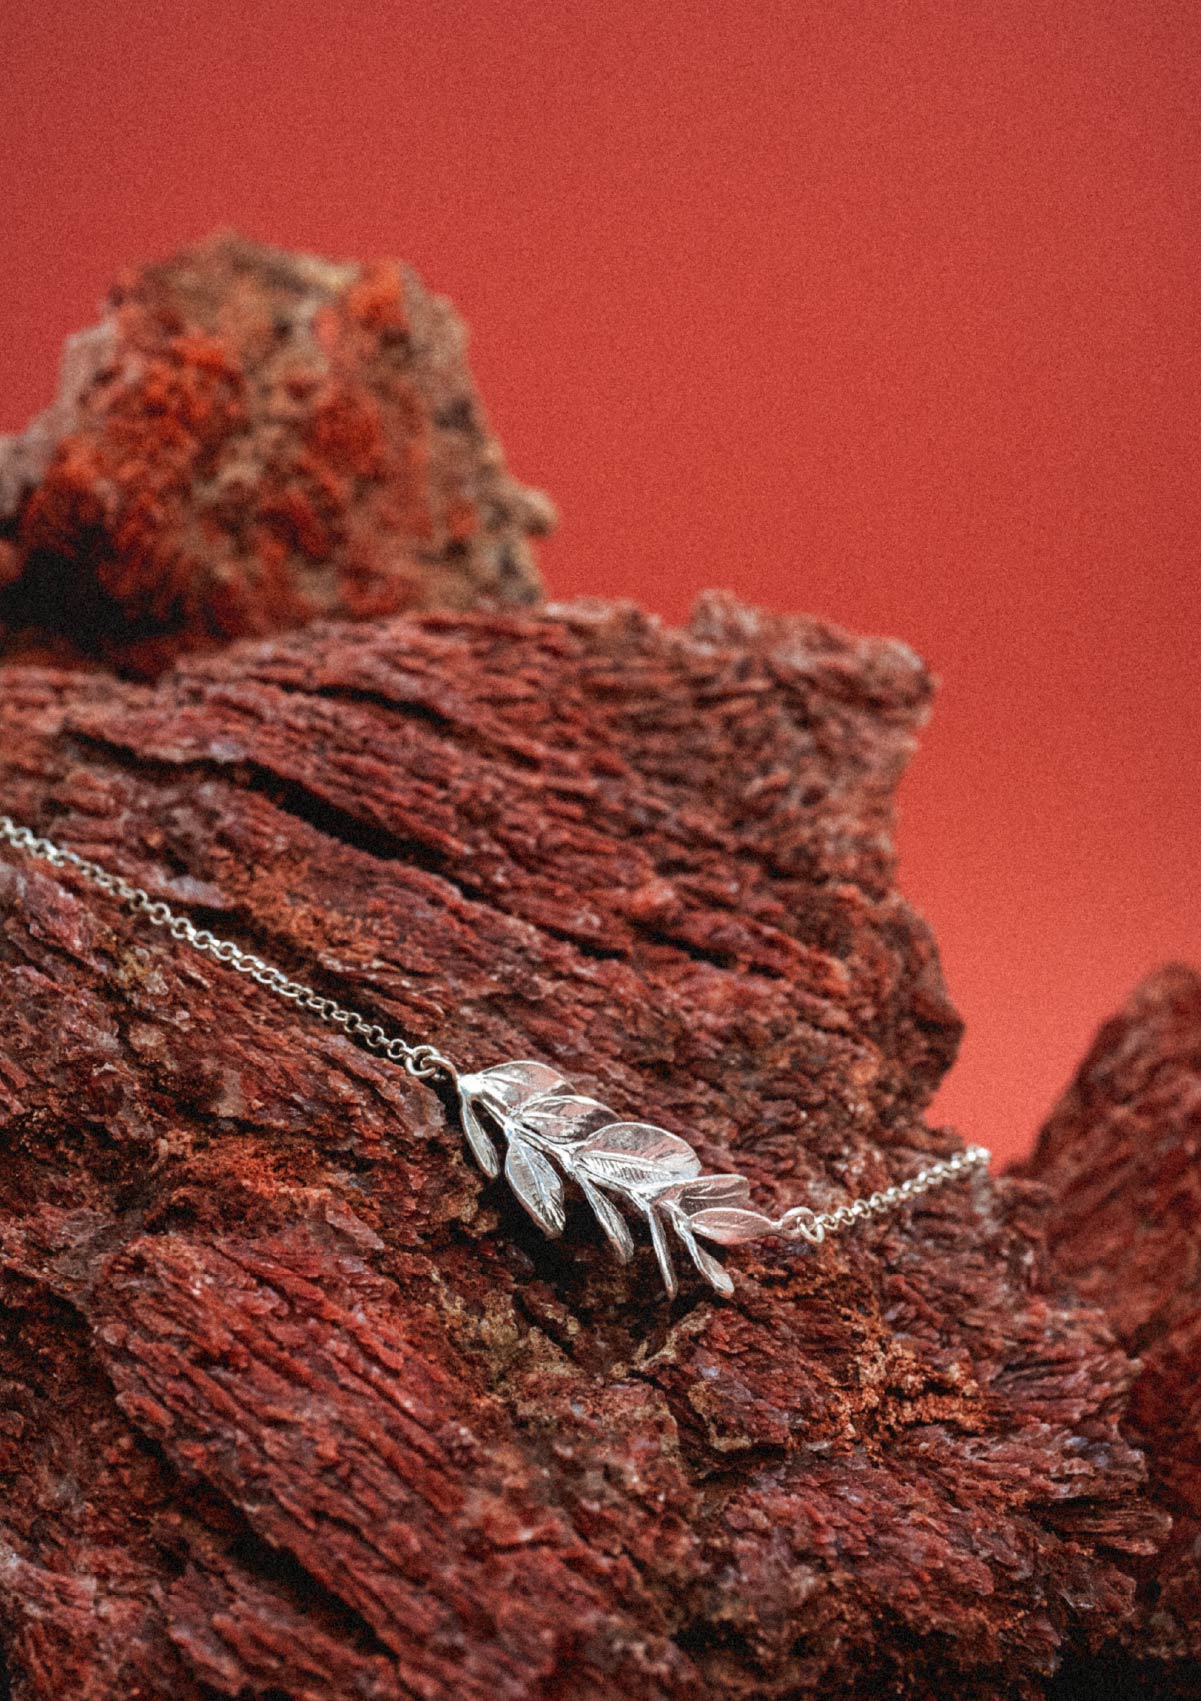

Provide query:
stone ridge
left=1020, top=964, right=1201, bottom=1698
left=0, top=600, right=1160, bottom=1699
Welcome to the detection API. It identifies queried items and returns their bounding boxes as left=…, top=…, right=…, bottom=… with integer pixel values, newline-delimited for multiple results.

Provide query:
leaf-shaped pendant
left=460, top=1060, right=566, bottom=1111
left=453, top=1057, right=781, bottom=1297
left=659, top=1174, right=753, bottom=1212
left=662, top=1206, right=736, bottom=1298
left=576, top=1175, right=636, bottom=1263
left=504, top=1139, right=566, bottom=1237
left=519, top=1094, right=612, bottom=1144
left=686, top=1206, right=778, bottom=1246
left=456, top=1061, right=567, bottom=1180
left=460, top=1100, right=502, bottom=1178
left=574, top=1122, right=702, bottom=1193
left=642, top=1198, right=680, bottom=1298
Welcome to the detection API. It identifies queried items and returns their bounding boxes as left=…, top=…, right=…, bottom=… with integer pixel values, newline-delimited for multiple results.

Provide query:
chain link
left=0, top=814, right=457, bottom=1085
left=774, top=1143, right=991, bottom=1245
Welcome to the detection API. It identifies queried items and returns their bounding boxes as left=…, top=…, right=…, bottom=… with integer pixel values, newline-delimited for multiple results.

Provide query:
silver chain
left=0, top=812, right=988, bottom=1243
left=772, top=1143, right=990, bottom=1245
left=0, top=813, right=456, bottom=1084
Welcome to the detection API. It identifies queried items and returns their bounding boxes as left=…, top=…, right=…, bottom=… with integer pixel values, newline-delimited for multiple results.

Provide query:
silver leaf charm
left=519, top=1094, right=612, bottom=1144
left=455, top=1059, right=778, bottom=1296
left=504, top=1139, right=566, bottom=1237
left=575, top=1176, right=636, bottom=1264
left=686, top=1206, right=778, bottom=1246
left=460, top=1099, right=502, bottom=1179
left=657, top=1174, right=752, bottom=1211
left=574, top=1122, right=702, bottom=1192
left=456, top=1061, right=567, bottom=1182
left=462, top=1060, right=567, bottom=1109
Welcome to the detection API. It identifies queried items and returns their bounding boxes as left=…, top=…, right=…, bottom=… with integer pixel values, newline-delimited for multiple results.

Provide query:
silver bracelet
left=0, top=813, right=990, bottom=1298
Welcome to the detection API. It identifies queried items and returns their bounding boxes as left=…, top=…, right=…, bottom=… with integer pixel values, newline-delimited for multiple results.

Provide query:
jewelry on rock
left=0, top=814, right=990, bottom=1297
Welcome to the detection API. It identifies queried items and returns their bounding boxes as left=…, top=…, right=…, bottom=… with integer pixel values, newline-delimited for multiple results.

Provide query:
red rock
left=0, top=236, right=551, bottom=676
left=1019, top=965, right=1201, bottom=1697
left=0, top=598, right=1165, bottom=1699
left=0, top=233, right=1192, bottom=1699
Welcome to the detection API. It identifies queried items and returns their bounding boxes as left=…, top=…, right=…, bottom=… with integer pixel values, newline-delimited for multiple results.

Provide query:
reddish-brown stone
left=1019, top=965, right=1201, bottom=1697
left=0, top=236, right=551, bottom=676
left=1, top=234, right=1194, bottom=1699
left=0, top=599, right=1167, bottom=1700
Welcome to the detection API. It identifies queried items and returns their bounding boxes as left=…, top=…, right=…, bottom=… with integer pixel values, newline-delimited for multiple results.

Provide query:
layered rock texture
left=0, top=239, right=1194, bottom=1700
left=1021, top=965, right=1201, bottom=1698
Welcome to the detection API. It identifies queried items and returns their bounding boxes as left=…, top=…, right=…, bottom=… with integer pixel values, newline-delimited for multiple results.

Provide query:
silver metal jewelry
left=0, top=814, right=990, bottom=1297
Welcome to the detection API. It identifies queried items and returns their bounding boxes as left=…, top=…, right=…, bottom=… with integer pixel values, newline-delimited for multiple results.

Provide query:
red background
left=2, top=1, right=1198, bottom=1164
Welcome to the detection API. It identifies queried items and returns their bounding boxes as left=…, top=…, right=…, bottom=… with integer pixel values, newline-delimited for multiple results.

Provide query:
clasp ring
left=776, top=1205, right=825, bottom=1245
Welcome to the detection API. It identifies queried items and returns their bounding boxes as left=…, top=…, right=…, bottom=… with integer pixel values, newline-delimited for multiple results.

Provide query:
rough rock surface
left=0, top=598, right=1165, bottom=1700
left=1020, top=965, right=1201, bottom=1697
left=0, top=236, right=551, bottom=676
